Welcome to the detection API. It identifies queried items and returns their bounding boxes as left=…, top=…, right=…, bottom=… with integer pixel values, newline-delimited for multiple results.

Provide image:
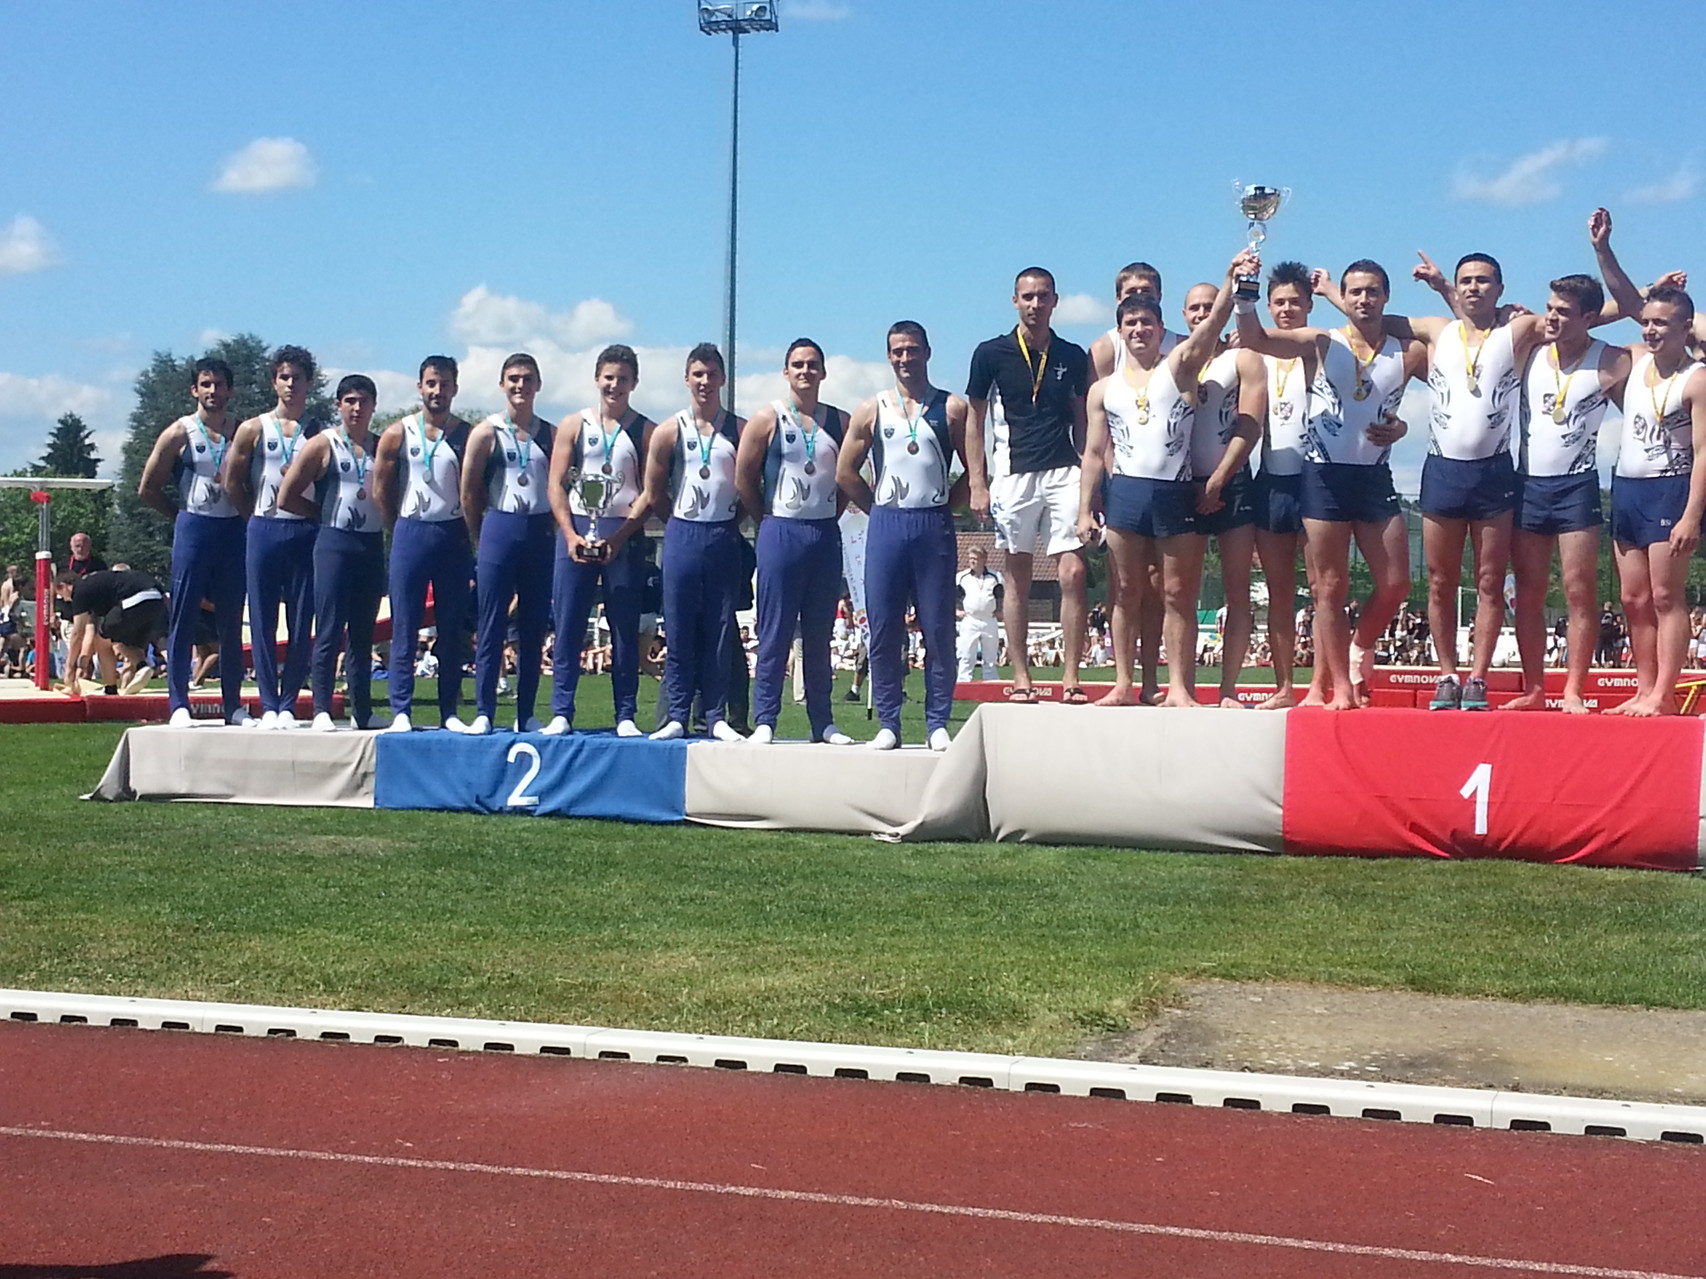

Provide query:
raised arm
left=370, top=424, right=405, bottom=529
left=837, top=399, right=878, bottom=514
left=279, top=435, right=330, bottom=521
left=1172, top=251, right=1258, bottom=379
left=735, top=406, right=776, bottom=525
left=1589, top=207, right=1645, bottom=324
left=459, top=423, right=496, bottom=545
left=137, top=422, right=187, bottom=520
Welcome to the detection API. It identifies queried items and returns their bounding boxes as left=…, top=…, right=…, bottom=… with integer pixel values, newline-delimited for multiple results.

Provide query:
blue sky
left=3, top=0, right=1703, bottom=494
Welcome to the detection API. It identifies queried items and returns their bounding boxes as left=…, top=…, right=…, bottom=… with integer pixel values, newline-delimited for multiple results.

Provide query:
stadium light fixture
left=697, top=1, right=779, bottom=411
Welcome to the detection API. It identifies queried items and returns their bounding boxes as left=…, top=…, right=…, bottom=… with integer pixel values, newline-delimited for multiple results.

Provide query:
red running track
left=3, top=1023, right=1704, bottom=1278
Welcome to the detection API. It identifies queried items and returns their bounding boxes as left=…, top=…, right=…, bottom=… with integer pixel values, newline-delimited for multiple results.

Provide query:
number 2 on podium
left=1459, top=762, right=1491, bottom=836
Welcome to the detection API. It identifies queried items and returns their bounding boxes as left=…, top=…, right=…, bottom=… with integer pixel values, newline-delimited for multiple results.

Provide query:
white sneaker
left=311, top=712, right=337, bottom=732
left=441, top=715, right=468, bottom=733
left=496, top=677, right=511, bottom=695
left=227, top=708, right=253, bottom=728
left=349, top=714, right=374, bottom=731
left=275, top=711, right=299, bottom=730
left=168, top=707, right=194, bottom=729
left=384, top=712, right=413, bottom=734
left=748, top=724, right=774, bottom=745
left=710, top=719, right=744, bottom=742
left=928, top=727, right=951, bottom=753
left=258, top=710, right=279, bottom=731
left=615, top=719, right=642, bottom=738
left=650, top=720, right=685, bottom=741
left=540, top=715, right=571, bottom=736
left=867, top=728, right=899, bottom=751
left=817, top=724, right=854, bottom=746
left=465, top=715, right=493, bottom=736
left=517, top=716, right=544, bottom=734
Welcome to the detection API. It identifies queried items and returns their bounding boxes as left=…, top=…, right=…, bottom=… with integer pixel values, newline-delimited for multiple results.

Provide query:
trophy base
left=1234, top=274, right=1261, bottom=303
left=580, top=541, right=610, bottom=564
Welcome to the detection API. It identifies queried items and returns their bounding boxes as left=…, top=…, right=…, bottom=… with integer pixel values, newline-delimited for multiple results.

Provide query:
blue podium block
left=373, top=731, right=688, bottom=823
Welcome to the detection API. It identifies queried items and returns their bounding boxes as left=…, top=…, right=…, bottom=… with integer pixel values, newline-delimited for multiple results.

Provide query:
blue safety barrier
left=374, top=731, right=688, bottom=823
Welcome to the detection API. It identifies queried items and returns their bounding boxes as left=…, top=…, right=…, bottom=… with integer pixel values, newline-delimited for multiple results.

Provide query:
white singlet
left=1616, top=352, right=1703, bottom=480
left=1261, top=353, right=1309, bottom=477
left=1521, top=340, right=1608, bottom=478
left=1105, top=360, right=1194, bottom=482
left=956, top=568, right=1000, bottom=620
left=1106, top=326, right=1180, bottom=373
left=322, top=429, right=381, bottom=532
left=397, top=414, right=465, bottom=522
left=1190, top=348, right=1243, bottom=477
left=1305, top=329, right=1407, bottom=467
left=479, top=413, right=553, bottom=516
left=569, top=409, right=643, bottom=519
left=765, top=400, right=843, bottom=520
left=873, top=389, right=953, bottom=509
left=671, top=411, right=742, bottom=523
left=173, top=415, right=238, bottom=518
left=1426, top=321, right=1520, bottom=460
left=250, top=414, right=315, bottom=521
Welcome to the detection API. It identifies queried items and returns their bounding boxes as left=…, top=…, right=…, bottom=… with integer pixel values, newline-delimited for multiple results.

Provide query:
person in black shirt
left=965, top=267, right=1092, bottom=701
left=53, top=567, right=167, bottom=697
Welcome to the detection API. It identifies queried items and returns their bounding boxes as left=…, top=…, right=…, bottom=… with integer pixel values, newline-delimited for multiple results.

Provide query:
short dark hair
left=419, top=355, right=458, bottom=380
left=1341, top=259, right=1391, bottom=294
left=1115, top=261, right=1161, bottom=295
left=1116, top=291, right=1163, bottom=325
left=502, top=352, right=540, bottom=379
left=54, top=569, right=78, bottom=589
left=1646, top=284, right=1696, bottom=325
left=270, top=344, right=316, bottom=382
left=596, top=344, right=639, bottom=380
left=335, top=373, right=378, bottom=401
left=1549, top=274, right=1604, bottom=317
left=685, top=342, right=725, bottom=375
left=785, top=338, right=825, bottom=366
left=1455, top=253, right=1503, bottom=285
left=190, top=357, right=232, bottom=388
left=1268, top=260, right=1313, bottom=299
left=1014, top=266, right=1056, bottom=293
left=887, top=320, right=929, bottom=350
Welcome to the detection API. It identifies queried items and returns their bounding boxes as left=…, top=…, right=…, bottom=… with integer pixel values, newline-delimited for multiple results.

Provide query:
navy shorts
left=1611, top=474, right=1690, bottom=547
left=1300, top=460, right=1400, bottom=524
left=1105, top=474, right=1198, bottom=540
left=1420, top=453, right=1518, bottom=521
left=1193, top=468, right=1256, bottom=537
left=1517, top=472, right=1602, bottom=536
left=1251, top=469, right=1303, bottom=535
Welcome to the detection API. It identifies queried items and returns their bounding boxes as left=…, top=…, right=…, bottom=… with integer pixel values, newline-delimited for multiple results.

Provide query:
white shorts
left=991, top=465, right=1082, bottom=558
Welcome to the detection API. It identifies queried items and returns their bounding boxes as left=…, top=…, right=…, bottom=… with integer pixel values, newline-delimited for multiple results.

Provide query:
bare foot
left=1298, top=688, right=1328, bottom=707
left=1352, top=680, right=1372, bottom=708
left=1602, top=698, right=1635, bottom=716
left=1327, top=695, right=1362, bottom=711
left=1095, top=685, right=1140, bottom=707
left=1620, top=698, right=1662, bottom=717
left=1502, top=689, right=1547, bottom=712
left=1138, top=683, right=1163, bottom=707
left=1218, top=695, right=1246, bottom=709
left=1162, top=691, right=1202, bottom=708
left=1559, top=695, right=1590, bottom=715
left=1257, top=688, right=1297, bottom=710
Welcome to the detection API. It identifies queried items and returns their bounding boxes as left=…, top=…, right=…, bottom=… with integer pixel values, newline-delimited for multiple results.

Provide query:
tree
left=109, top=334, right=334, bottom=576
left=0, top=470, right=112, bottom=596
left=36, top=412, right=100, bottom=478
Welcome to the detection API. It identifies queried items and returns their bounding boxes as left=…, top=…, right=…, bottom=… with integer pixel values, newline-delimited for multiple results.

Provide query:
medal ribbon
left=501, top=414, right=532, bottom=475
left=187, top=412, right=226, bottom=472
left=269, top=413, right=304, bottom=468
left=1016, top=327, right=1049, bottom=404
left=1462, top=321, right=1494, bottom=388
left=1549, top=344, right=1588, bottom=421
left=893, top=387, right=927, bottom=452
left=1121, top=364, right=1152, bottom=420
left=416, top=412, right=445, bottom=475
left=1344, top=326, right=1381, bottom=398
left=789, top=400, right=819, bottom=467
left=336, top=426, right=369, bottom=490
left=1649, top=359, right=1683, bottom=427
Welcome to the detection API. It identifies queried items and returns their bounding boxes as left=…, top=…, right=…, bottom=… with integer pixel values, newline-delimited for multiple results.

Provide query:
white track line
left=2, top=1125, right=1695, bottom=1279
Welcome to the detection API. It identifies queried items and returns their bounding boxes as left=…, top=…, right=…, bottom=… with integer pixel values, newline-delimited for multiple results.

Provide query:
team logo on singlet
left=505, top=450, right=517, bottom=462
left=884, top=427, right=895, bottom=438
left=340, top=460, right=350, bottom=473
left=267, top=440, right=279, bottom=452
left=785, top=432, right=797, bottom=444
left=410, top=446, right=421, bottom=457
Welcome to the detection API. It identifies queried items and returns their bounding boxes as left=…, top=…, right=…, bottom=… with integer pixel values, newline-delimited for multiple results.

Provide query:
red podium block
left=1282, top=708, right=1702, bottom=871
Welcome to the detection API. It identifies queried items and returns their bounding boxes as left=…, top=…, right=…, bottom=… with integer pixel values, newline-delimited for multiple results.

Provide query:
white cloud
left=0, top=215, right=63, bottom=275
left=212, top=137, right=317, bottom=194
left=450, top=286, right=634, bottom=349
left=196, top=328, right=231, bottom=348
left=1052, top=293, right=1112, bottom=327
left=1624, top=164, right=1700, bottom=206
left=0, top=372, right=117, bottom=475
left=787, top=0, right=851, bottom=18
left=1451, top=138, right=1605, bottom=207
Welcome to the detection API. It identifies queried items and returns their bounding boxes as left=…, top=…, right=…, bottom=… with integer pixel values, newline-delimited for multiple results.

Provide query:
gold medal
left=1550, top=402, right=1568, bottom=425
left=1135, top=407, right=1150, bottom=425
left=1466, top=371, right=1481, bottom=396
left=1353, top=385, right=1370, bottom=401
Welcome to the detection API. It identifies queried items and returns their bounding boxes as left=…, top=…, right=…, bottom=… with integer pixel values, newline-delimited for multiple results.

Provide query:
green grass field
left=3, top=667, right=1703, bottom=1058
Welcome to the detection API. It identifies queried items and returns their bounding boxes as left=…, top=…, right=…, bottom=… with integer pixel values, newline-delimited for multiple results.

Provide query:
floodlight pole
left=699, top=3, right=779, bottom=414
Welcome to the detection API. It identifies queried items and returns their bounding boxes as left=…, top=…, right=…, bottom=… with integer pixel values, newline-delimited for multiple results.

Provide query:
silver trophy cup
left=1233, top=181, right=1289, bottom=300
left=572, top=468, right=614, bottom=563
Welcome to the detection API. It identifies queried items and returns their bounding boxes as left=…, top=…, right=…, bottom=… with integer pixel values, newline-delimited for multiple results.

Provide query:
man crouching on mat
left=737, top=338, right=854, bottom=745
left=646, top=344, right=748, bottom=741
left=1078, top=251, right=1258, bottom=707
left=545, top=345, right=653, bottom=737
left=55, top=566, right=167, bottom=698
left=838, top=321, right=969, bottom=751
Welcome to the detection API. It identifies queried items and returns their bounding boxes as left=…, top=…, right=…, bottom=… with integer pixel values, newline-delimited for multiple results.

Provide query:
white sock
left=928, top=727, right=951, bottom=752
left=748, top=724, right=774, bottom=745
left=384, top=712, right=413, bottom=734
left=168, top=707, right=193, bottom=729
left=465, top=714, right=492, bottom=736
left=649, top=720, right=685, bottom=741
left=710, top=720, right=744, bottom=742
left=615, top=719, right=642, bottom=738
left=540, top=715, right=571, bottom=736
left=817, top=724, right=854, bottom=746
left=867, top=728, right=899, bottom=751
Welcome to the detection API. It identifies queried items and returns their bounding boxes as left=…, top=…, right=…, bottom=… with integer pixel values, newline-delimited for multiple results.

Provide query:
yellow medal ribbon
left=1548, top=343, right=1588, bottom=426
left=1122, top=364, right=1152, bottom=425
left=1015, top=327, right=1050, bottom=405
left=1344, top=326, right=1380, bottom=401
left=1462, top=320, right=1494, bottom=395
left=1649, top=359, right=1684, bottom=428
